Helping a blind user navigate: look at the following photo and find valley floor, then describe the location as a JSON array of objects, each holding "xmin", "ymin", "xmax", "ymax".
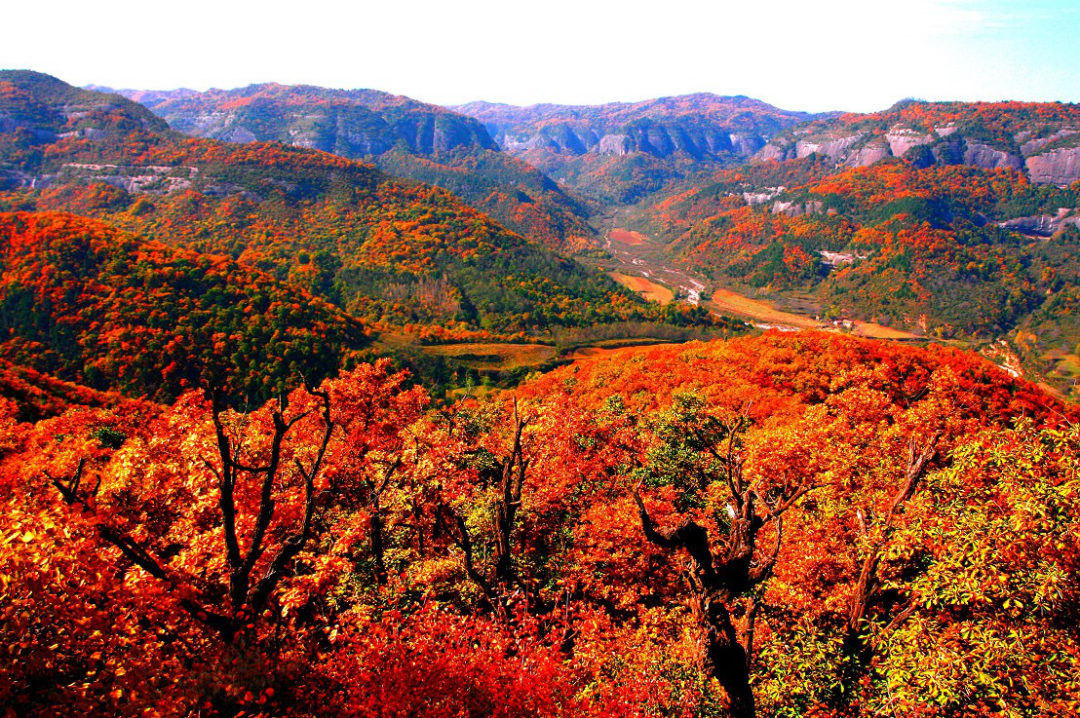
[{"xmin": 589, "ymin": 211, "xmax": 920, "ymax": 341}]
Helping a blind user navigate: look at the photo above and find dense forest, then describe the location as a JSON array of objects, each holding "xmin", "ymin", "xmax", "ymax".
[
  {"xmin": 2, "ymin": 332, "xmax": 1076, "ymax": 717},
  {"xmin": 1, "ymin": 65, "xmax": 1079, "ymax": 718}
]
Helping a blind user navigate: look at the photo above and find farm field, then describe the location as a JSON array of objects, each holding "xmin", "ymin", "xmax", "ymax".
[
  {"xmin": 419, "ymin": 342, "xmax": 557, "ymax": 370},
  {"xmin": 706, "ymin": 289, "xmax": 824, "ymax": 329},
  {"xmin": 609, "ymin": 272, "xmax": 675, "ymax": 304},
  {"xmin": 608, "ymin": 228, "xmax": 648, "ymax": 245}
]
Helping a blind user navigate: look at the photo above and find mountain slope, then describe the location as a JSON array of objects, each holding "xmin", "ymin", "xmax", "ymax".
[
  {"xmin": 0, "ymin": 357, "xmax": 120, "ymax": 422},
  {"xmin": 454, "ymin": 94, "xmax": 818, "ymax": 202},
  {"xmin": 0, "ymin": 211, "xmax": 371, "ymax": 403},
  {"xmin": 757, "ymin": 99, "xmax": 1080, "ymax": 186},
  {"xmin": 631, "ymin": 156, "xmax": 1080, "ymax": 398},
  {"xmin": 1, "ymin": 70, "xmax": 167, "ymax": 137},
  {"xmin": 1, "ymin": 72, "xmax": 714, "ymax": 340},
  {"xmin": 107, "ymin": 83, "xmax": 594, "ymax": 251}
]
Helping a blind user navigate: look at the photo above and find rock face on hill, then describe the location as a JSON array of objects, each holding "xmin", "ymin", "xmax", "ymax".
[
  {"xmin": 1026, "ymin": 147, "xmax": 1080, "ymax": 185},
  {"xmin": 119, "ymin": 83, "xmax": 498, "ymax": 157},
  {"xmin": 453, "ymin": 94, "xmax": 817, "ymax": 202},
  {"xmin": 455, "ymin": 94, "xmax": 811, "ymax": 163},
  {"xmin": 103, "ymin": 83, "xmax": 593, "ymax": 251},
  {"xmin": 755, "ymin": 100, "xmax": 1080, "ymax": 185}
]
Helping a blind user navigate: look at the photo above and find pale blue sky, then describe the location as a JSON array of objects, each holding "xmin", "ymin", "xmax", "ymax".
[{"xmin": 3, "ymin": 0, "xmax": 1076, "ymax": 113}]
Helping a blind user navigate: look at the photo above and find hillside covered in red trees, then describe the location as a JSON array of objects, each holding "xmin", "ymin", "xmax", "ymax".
[
  {"xmin": 104, "ymin": 82, "xmax": 597, "ymax": 253},
  {"xmin": 0, "ymin": 211, "xmax": 374, "ymax": 403},
  {"xmin": 1, "ymin": 72, "xmax": 723, "ymax": 343},
  {"xmin": 631, "ymin": 137, "xmax": 1080, "ymax": 398},
  {"xmin": 1, "ymin": 332, "xmax": 1076, "ymax": 718},
  {"xmin": 1, "ymin": 62, "xmax": 1079, "ymax": 718}
]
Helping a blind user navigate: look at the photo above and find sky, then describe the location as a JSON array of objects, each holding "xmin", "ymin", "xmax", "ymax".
[{"xmin": 3, "ymin": 0, "xmax": 1077, "ymax": 113}]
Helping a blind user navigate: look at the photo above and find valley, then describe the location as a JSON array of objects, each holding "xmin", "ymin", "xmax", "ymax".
[
  {"xmin": 1, "ymin": 61, "xmax": 1078, "ymax": 718},
  {"xmin": 591, "ymin": 208, "xmax": 925, "ymax": 341}
]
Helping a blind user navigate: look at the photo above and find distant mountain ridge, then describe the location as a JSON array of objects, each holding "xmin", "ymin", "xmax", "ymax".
[
  {"xmin": 453, "ymin": 94, "xmax": 821, "ymax": 202},
  {"xmin": 124, "ymin": 83, "xmax": 499, "ymax": 155},
  {"xmin": 99, "ymin": 83, "xmax": 594, "ymax": 251},
  {"xmin": 2, "ymin": 72, "xmax": 708, "ymax": 347},
  {"xmin": 756, "ymin": 99, "xmax": 1080, "ymax": 186},
  {"xmin": 455, "ymin": 94, "xmax": 815, "ymax": 152}
]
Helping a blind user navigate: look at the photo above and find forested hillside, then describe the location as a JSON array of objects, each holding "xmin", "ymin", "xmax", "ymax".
[
  {"xmin": 1, "ymin": 72, "xmax": 720, "ymax": 341},
  {"xmin": 110, "ymin": 83, "xmax": 596, "ymax": 251},
  {"xmin": 1, "ymin": 332, "xmax": 1075, "ymax": 718},
  {"xmin": 626, "ymin": 103, "xmax": 1080, "ymax": 398},
  {"xmin": 0, "ymin": 211, "xmax": 371, "ymax": 403}
]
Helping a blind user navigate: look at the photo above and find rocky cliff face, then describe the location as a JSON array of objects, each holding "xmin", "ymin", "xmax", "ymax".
[
  {"xmin": 963, "ymin": 142, "xmax": 1024, "ymax": 171},
  {"xmin": 454, "ymin": 94, "xmax": 814, "ymax": 163},
  {"xmin": 117, "ymin": 84, "xmax": 499, "ymax": 158},
  {"xmin": 997, "ymin": 208, "xmax": 1079, "ymax": 236},
  {"xmin": 754, "ymin": 100, "xmax": 1080, "ymax": 185},
  {"xmin": 1026, "ymin": 147, "xmax": 1080, "ymax": 186}
]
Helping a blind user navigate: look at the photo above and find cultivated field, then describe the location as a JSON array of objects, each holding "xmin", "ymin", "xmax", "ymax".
[
  {"xmin": 610, "ymin": 272, "xmax": 675, "ymax": 304},
  {"xmin": 420, "ymin": 342, "xmax": 557, "ymax": 370},
  {"xmin": 707, "ymin": 289, "xmax": 920, "ymax": 339},
  {"xmin": 706, "ymin": 289, "xmax": 824, "ymax": 329},
  {"xmin": 608, "ymin": 228, "xmax": 648, "ymax": 246}
]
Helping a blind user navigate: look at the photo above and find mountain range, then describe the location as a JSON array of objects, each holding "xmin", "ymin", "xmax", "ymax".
[
  {"xmin": 93, "ymin": 82, "xmax": 595, "ymax": 252},
  {"xmin": 454, "ymin": 94, "xmax": 818, "ymax": 202},
  {"xmin": 2, "ymin": 71, "xmax": 728, "ymax": 400},
  {"xmin": 2, "ymin": 63, "xmax": 1079, "ymax": 718},
  {"xmin": 4, "ymin": 70, "xmax": 1080, "ymax": 402}
]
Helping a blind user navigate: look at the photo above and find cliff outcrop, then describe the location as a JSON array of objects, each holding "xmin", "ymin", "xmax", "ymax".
[{"xmin": 753, "ymin": 100, "xmax": 1080, "ymax": 185}]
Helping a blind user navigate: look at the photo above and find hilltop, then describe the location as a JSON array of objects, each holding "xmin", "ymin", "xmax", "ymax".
[
  {"xmin": 756, "ymin": 99, "xmax": 1080, "ymax": 186},
  {"xmin": 104, "ymin": 82, "xmax": 595, "ymax": 251},
  {"xmin": 454, "ymin": 93, "xmax": 819, "ymax": 202}
]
